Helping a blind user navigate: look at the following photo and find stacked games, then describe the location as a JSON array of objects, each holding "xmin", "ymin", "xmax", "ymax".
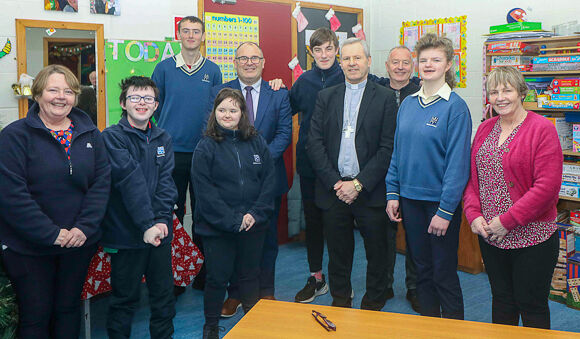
[{"xmin": 551, "ymin": 224, "xmax": 576, "ymax": 303}]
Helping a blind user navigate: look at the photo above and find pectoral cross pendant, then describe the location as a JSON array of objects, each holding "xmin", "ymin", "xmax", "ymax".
[{"xmin": 343, "ymin": 125, "xmax": 354, "ymax": 139}]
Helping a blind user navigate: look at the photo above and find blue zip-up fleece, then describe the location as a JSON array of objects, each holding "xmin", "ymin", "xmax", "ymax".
[
  {"xmin": 385, "ymin": 92, "xmax": 472, "ymax": 221},
  {"xmin": 0, "ymin": 104, "xmax": 111, "ymax": 255},
  {"xmin": 289, "ymin": 61, "xmax": 344, "ymax": 178},
  {"xmin": 191, "ymin": 127, "xmax": 276, "ymax": 237},
  {"xmin": 100, "ymin": 117, "xmax": 178, "ymax": 249}
]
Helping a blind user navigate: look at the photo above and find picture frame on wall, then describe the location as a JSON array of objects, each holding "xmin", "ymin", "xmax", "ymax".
[
  {"xmin": 44, "ymin": 0, "xmax": 78, "ymax": 12},
  {"xmin": 90, "ymin": 0, "xmax": 120, "ymax": 16}
]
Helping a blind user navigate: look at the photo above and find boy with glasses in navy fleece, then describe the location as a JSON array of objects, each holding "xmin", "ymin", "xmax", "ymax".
[{"xmin": 101, "ymin": 76, "xmax": 178, "ymax": 338}]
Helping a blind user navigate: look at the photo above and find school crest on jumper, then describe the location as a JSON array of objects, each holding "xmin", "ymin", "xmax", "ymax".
[
  {"xmin": 426, "ymin": 116, "xmax": 439, "ymax": 127},
  {"xmin": 253, "ymin": 154, "xmax": 261, "ymax": 164},
  {"xmin": 157, "ymin": 146, "xmax": 166, "ymax": 157},
  {"xmin": 202, "ymin": 74, "xmax": 210, "ymax": 83}
]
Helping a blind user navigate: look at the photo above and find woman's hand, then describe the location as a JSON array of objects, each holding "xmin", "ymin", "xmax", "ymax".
[
  {"xmin": 485, "ymin": 216, "xmax": 508, "ymax": 242},
  {"xmin": 470, "ymin": 216, "xmax": 489, "ymax": 237},
  {"xmin": 62, "ymin": 227, "xmax": 87, "ymax": 248},
  {"xmin": 54, "ymin": 229, "xmax": 70, "ymax": 246},
  {"xmin": 428, "ymin": 215, "xmax": 450, "ymax": 237},
  {"xmin": 386, "ymin": 200, "xmax": 402, "ymax": 222}
]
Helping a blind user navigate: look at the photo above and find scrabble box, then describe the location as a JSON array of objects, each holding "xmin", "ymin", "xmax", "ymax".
[{"xmin": 567, "ymin": 254, "xmax": 580, "ymax": 309}]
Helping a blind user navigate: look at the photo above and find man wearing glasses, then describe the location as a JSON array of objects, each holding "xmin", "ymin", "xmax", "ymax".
[
  {"xmin": 151, "ymin": 16, "xmax": 222, "ymax": 291},
  {"xmin": 208, "ymin": 41, "xmax": 292, "ymax": 317}
]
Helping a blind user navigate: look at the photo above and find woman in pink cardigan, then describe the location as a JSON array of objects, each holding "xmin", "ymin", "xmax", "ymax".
[{"xmin": 463, "ymin": 66, "xmax": 562, "ymax": 329}]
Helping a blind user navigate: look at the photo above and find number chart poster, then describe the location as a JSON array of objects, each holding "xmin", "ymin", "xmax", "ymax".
[
  {"xmin": 204, "ymin": 12, "xmax": 259, "ymax": 83},
  {"xmin": 105, "ymin": 39, "xmax": 181, "ymax": 125},
  {"xmin": 400, "ymin": 16, "xmax": 467, "ymax": 88}
]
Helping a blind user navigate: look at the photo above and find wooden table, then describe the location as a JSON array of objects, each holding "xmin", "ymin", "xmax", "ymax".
[{"xmin": 225, "ymin": 300, "xmax": 579, "ymax": 338}]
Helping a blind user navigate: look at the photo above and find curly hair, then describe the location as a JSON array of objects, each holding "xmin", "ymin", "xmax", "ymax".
[{"xmin": 415, "ymin": 33, "xmax": 456, "ymax": 89}]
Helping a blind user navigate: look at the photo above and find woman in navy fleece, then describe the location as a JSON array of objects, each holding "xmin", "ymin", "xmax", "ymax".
[
  {"xmin": 192, "ymin": 88, "xmax": 275, "ymax": 339},
  {"xmin": 0, "ymin": 65, "xmax": 111, "ymax": 338},
  {"xmin": 385, "ymin": 34, "xmax": 472, "ymax": 320}
]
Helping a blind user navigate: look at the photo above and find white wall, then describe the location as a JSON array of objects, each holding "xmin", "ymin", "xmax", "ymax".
[
  {"xmin": 0, "ymin": 0, "xmax": 371, "ymax": 127},
  {"xmin": 0, "ymin": 0, "xmax": 198, "ymax": 127},
  {"xmin": 3, "ymin": 0, "xmax": 578, "ymax": 130},
  {"xmin": 367, "ymin": 0, "xmax": 580, "ymax": 132}
]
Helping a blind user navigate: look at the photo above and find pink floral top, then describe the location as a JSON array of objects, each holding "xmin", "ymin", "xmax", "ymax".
[{"xmin": 475, "ymin": 119, "xmax": 557, "ymax": 249}]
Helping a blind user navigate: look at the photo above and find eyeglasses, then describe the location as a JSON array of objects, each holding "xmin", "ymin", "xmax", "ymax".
[
  {"xmin": 127, "ymin": 95, "xmax": 156, "ymax": 104},
  {"xmin": 312, "ymin": 310, "xmax": 336, "ymax": 331},
  {"xmin": 235, "ymin": 56, "xmax": 264, "ymax": 64}
]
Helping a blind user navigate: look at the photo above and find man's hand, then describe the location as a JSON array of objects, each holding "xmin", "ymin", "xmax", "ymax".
[
  {"xmin": 484, "ymin": 216, "xmax": 508, "ymax": 242},
  {"xmin": 240, "ymin": 213, "xmax": 256, "ymax": 232},
  {"xmin": 154, "ymin": 223, "xmax": 169, "ymax": 238},
  {"xmin": 336, "ymin": 180, "xmax": 359, "ymax": 204},
  {"xmin": 428, "ymin": 215, "xmax": 450, "ymax": 237},
  {"xmin": 143, "ymin": 226, "xmax": 163, "ymax": 247},
  {"xmin": 386, "ymin": 200, "xmax": 402, "ymax": 222},
  {"xmin": 470, "ymin": 216, "xmax": 489, "ymax": 238},
  {"xmin": 61, "ymin": 228, "xmax": 87, "ymax": 248},
  {"xmin": 268, "ymin": 79, "xmax": 286, "ymax": 91}
]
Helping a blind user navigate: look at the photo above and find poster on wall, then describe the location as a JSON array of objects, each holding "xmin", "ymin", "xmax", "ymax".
[
  {"xmin": 90, "ymin": 0, "xmax": 120, "ymax": 16},
  {"xmin": 400, "ymin": 15, "xmax": 467, "ymax": 88},
  {"xmin": 44, "ymin": 0, "xmax": 78, "ymax": 12},
  {"xmin": 105, "ymin": 39, "xmax": 181, "ymax": 125},
  {"xmin": 204, "ymin": 12, "xmax": 260, "ymax": 83}
]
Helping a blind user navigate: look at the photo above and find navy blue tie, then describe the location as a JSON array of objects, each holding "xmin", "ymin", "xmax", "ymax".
[{"xmin": 245, "ymin": 86, "xmax": 254, "ymax": 126}]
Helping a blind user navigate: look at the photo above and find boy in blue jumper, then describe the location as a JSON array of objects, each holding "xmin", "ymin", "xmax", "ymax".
[
  {"xmin": 152, "ymin": 16, "xmax": 222, "ymax": 291},
  {"xmin": 101, "ymin": 76, "xmax": 178, "ymax": 338}
]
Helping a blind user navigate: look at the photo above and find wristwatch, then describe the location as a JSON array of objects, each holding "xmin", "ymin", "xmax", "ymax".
[{"xmin": 353, "ymin": 179, "xmax": 363, "ymax": 192}]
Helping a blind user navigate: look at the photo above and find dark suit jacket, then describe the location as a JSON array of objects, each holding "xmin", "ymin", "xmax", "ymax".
[
  {"xmin": 209, "ymin": 79, "xmax": 292, "ymax": 196},
  {"xmin": 307, "ymin": 80, "xmax": 397, "ymax": 209}
]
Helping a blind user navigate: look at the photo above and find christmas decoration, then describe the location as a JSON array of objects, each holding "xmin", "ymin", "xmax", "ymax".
[
  {"xmin": 292, "ymin": 3, "xmax": 309, "ymax": 33},
  {"xmin": 352, "ymin": 24, "xmax": 366, "ymax": 41},
  {"xmin": 288, "ymin": 56, "xmax": 304, "ymax": 81},
  {"xmin": 325, "ymin": 8, "xmax": 341, "ymax": 32}
]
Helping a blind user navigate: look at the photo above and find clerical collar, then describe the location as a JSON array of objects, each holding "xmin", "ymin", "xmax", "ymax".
[{"xmin": 345, "ymin": 79, "xmax": 367, "ymax": 90}]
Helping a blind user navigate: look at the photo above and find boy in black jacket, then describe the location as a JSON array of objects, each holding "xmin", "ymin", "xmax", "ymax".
[{"xmin": 101, "ymin": 76, "xmax": 178, "ymax": 338}]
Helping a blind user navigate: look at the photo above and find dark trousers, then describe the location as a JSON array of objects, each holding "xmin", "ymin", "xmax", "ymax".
[
  {"xmin": 1, "ymin": 244, "xmax": 97, "ymax": 339},
  {"xmin": 323, "ymin": 199, "xmax": 390, "ymax": 310},
  {"xmin": 173, "ymin": 152, "xmax": 205, "ymax": 282},
  {"xmin": 400, "ymin": 197, "xmax": 464, "ymax": 319},
  {"xmin": 229, "ymin": 196, "xmax": 281, "ymax": 298},
  {"xmin": 479, "ymin": 232, "xmax": 558, "ymax": 329},
  {"xmin": 203, "ymin": 231, "xmax": 266, "ymax": 326},
  {"xmin": 107, "ymin": 243, "xmax": 175, "ymax": 339},
  {"xmin": 300, "ymin": 175, "xmax": 325, "ymax": 273},
  {"xmin": 385, "ymin": 221, "xmax": 417, "ymax": 290}
]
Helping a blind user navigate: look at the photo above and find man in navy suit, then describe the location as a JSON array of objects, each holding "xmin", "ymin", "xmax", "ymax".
[{"xmin": 208, "ymin": 42, "xmax": 292, "ymax": 317}]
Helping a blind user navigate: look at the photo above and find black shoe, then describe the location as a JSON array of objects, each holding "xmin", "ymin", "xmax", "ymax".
[
  {"xmin": 386, "ymin": 287, "xmax": 394, "ymax": 300},
  {"xmin": 294, "ymin": 275, "xmax": 328, "ymax": 303},
  {"xmin": 406, "ymin": 289, "xmax": 420, "ymax": 313},
  {"xmin": 202, "ymin": 325, "xmax": 224, "ymax": 339}
]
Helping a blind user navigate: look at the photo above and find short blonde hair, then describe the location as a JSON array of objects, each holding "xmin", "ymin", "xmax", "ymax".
[
  {"xmin": 31, "ymin": 64, "xmax": 81, "ymax": 103},
  {"xmin": 486, "ymin": 66, "xmax": 528, "ymax": 98}
]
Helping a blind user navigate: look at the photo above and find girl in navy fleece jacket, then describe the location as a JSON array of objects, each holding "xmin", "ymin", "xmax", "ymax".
[{"xmin": 192, "ymin": 88, "xmax": 275, "ymax": 339}]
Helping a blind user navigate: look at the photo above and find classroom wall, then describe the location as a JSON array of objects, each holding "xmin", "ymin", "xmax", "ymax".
[
  {"xmin": 367, "ymin": 0, "xmax": 580, "ymax": 132},
  {"xmin": 2, "ymin": 0, "xmax": 579, "ymax": 130},
  {"xmin": 0, "ymin": 0, "xmax": 370, "ymax": 128}
]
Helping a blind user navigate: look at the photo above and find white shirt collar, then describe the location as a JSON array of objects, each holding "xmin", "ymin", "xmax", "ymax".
[
  {"xmin": 345, "ymin": 79, "xmax": 367, "ymax": 90},
  {"xmin": 239, "ymin": 78, "xmax": 262, "ymax": 93},
  {"xmin": 174, "ymin": 52, "xmax": 203, "ymax": 69},
  {"xmin": 411, "ymin": 83, "xmax": 452, "ymax": 101}
]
